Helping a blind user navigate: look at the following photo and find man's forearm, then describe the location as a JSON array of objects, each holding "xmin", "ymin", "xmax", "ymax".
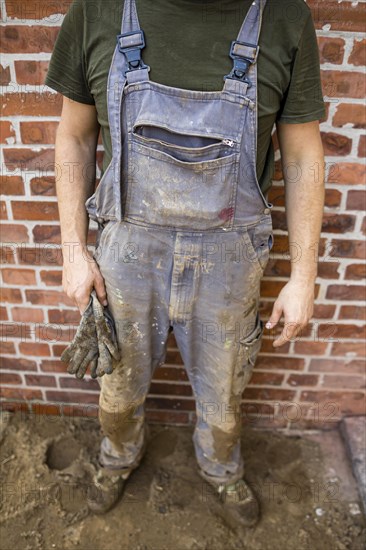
[
  {"xmin": 284, "ymin": 150, "xmax": 325, "ymax": 284},
  {"xmin": 55, "ymin": 128, "xmax": 97, "ymax": 251}
]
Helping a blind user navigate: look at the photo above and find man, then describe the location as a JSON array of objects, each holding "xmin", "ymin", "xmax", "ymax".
[{"xmin": 45, "ymin": 0, "xmax": 325, "ymax": 526}]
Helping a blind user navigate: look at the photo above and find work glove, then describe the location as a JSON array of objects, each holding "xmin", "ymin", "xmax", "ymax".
[{"xmin": 61, "ymin": 291, "xmax": 120, "ymax": 379}]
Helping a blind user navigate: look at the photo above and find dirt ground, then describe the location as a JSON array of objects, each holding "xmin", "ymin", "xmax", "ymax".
[{"xmin": 0, "ymin": 411, "xmax": 365, "ymax": 550}]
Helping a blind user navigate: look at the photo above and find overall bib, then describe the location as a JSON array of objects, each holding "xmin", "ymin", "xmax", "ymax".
[{"xmin": 86, "ymin": 0, "xmax": 273, "ymax": 486}]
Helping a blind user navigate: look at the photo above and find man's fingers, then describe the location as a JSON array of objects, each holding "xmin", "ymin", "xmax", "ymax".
[
  {"xmin": 266, "ymin": 299, "xmax": 283, "ymax": 329},
  {"xmin": 94, "ymin": 273, "xmax": 108, "ymax": 307},
  {"xmin": 273, "ymin": 321, "xmax": 303, "ymax": 348}
]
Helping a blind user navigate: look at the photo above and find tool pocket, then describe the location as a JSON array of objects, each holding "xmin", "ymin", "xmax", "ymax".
[
  {"xmin": 93, "ymin": 220, "xmax": 116, "ymax": 261},
  {"xmin": 240, "ymin": 221, "xmax": 274, "ymax": 275},
  {"xmin": 125, "ymin": 123, "xmax": 238, "ymax": 229},
  {"xmin": 236, "ymin": 313, "xmax": 264, "ymax": 391}
]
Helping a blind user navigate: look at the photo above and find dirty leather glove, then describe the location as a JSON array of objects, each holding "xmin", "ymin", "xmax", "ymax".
[
  {"xmin": 91, "ymin": 290, "xmax": 120, "ymax": 378},
  {"xmin": 61, "ymin": 291, "xmax": 120, "ymax": 379}
]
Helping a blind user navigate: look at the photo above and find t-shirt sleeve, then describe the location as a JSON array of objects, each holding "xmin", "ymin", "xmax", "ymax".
[
  {"xmin": 44, "ymin": 0, "xmax": 95, "ymax": 105},
  {"xmin": 276, "ymin": 10, "xmax": 326, "ymax": 124}
]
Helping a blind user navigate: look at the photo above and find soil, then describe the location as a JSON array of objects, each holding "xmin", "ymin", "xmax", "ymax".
[{"xmin": 0, "ymin": 411, "xmax": 365, "ymax": 550}]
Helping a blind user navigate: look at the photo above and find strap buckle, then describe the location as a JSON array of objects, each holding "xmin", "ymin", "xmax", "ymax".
[
  {"xmin": 223, "ymin": 40, "xmax": 259, "ymax": 87},
  {"xmin": 117, "ymin": 30, "xmax": 150, "ymax": 75}
]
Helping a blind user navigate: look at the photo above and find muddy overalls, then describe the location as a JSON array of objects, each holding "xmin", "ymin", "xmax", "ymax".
[{"xmin": 86, "ymin": 0, "xmax": 273, "ymax": 487}]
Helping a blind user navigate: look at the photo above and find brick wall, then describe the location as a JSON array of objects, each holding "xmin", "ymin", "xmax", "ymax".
[{"xmin": 1, "ymin": 0, "xmax": 365, "ymax": 429}]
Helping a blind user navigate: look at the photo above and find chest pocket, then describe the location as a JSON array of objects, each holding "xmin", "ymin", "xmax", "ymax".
[{"xmin": 124, "ymin": 122, "xmax": 239, "ymax": 230}]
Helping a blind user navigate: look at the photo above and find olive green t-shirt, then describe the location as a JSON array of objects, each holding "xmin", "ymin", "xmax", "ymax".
[{"xmin": 45, "ymin": 0, "xmax": 326, "ymax": 196}]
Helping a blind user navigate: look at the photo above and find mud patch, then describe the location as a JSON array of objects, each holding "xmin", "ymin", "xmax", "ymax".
[{"xmin": 0, "ymin": 411, "xmax": 365, "ymax": 550}]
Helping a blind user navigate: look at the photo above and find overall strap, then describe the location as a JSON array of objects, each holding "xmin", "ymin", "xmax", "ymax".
[
  {"xmin": 223, "ymin": 0, "xmax": 267, "ymax": 97},
  {"xmin": 104, "ymin": 0, "xmax": 148, "ymax": 221},
  {"xmin": 117, "ymin": 0, "xmax": 150, "ymax": 84}
]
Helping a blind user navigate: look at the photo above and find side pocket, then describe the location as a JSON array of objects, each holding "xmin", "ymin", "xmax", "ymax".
[
  {"xmin": 93, "ymin": 220, "xmax": 115, "ymax": 261},
  {"xmin": 235, "ymin": 314, "xmax": 264, "ymax": 392}
]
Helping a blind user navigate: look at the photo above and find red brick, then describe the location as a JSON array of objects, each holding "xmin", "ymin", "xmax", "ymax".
[
  {"xmin": 345, "ymin": 264, "xmax": 366, "ymax": 280},
  {"xmin": 300, "ymin": 390, "xmax": 365, "ymax": 415},
  {"xmin": 0, "ymin": 175, "xmax": 24, "ymax": 196},
  {"xmin": 0, "ymin": 224, "xmax": 29, "ymax": 242},
  {"xmin": 339, "ymin": 306, "xmax": 366, "ymax": 321},
  {"xmin": 0, "ymin": 387, "xmax": 42, "ymax": 400},
  {"xmin": 1, "ymin": 25, "xmax": 61, "ymax": 53},
  {"xmin": 146, "ymin": 397, "xmax": 195, "ymax": 412},
  {"xmin": 250, "ymin": 372, "xmax": 284, "ymax": 386},
  {"xmin": 255, "ymin": 356, "xmax": 304, "ymax": 371},
  {"xmin": 165, "ymin": 350, "xmax": 184, "ymax": 366},
  {"xmin": 2, "ymin": 268, "xmax": 36, "ymax": 285},
  {"xmin": 310, "ymin": 358, "xmax": 365, "ymax": 375},
  {"xmin": 59, "ymin": 377, "xmax": 99, "ymax": 391},
  {"xmin": 0, "ymin": 246, "xmax": 16, "ymax": 264},
  {"xmin": 330, "ymin": 239, "xmax": 365, "ymax": 260},
  {"xmin": 313, "ymin": 305, "xmax": 337, "ymax": 320},
  {"xmin": 309, "ymin": 2, "xmax": 366, "ymax": 33},
  {"xmin": 45, "ymin": 391, "xmax": 99, "ymax": 405},
  {"xmin": 153, "ymin": 366, "xmax": 188, "ymax": 383},
  {"xmin": 324, "ymin": 189, "xmax": 342, "ymax": 208},
  {"xmin": 321, "ymin": 213, "xmax": 355, "ymax": 233},
  {"xmin": 322, "ymin": 375, "xmax": 365, "ymax": 390},
  {"xmin": 331, "ymin": 343, "xmax": 366, "ymax": 358},
  {"xmin": 319, "ymin": 323, "xmax": 365, "ymax": 340},
  {"xmin": 0, "ymin": 121, "xmax": 16, "ymax": 144},
  {"xmin": 25, "ymin": 289, "xmax": 74, "ymax": 307},
  {"xmin": 348, "ymin": 38, "xmax": 366, "ymax": 67},
  {"xmin": 0, "ymin": 201, "xmax": 8, "ymax": 220},
  {"xmin": 327, "ymin": 162, "xmax": 365, "ymax": 185},
  {"xmin": 20, "ymin": 121, "xmax": 58, "ymax": 144},
  {"xmin": 358, "ymin": 135, "xmax": 366, "ymax": 157},
  {"xmin": 12, "ymin": 201, "xmax": 59, "ymax": 221},
  {"xmin": 5, "ymin": 1, "xmax": 71, "ymax": 19},
  {"xmin": 0, "ymin": 64, "xmax": 11, "ymax": 85},
  {"xmin": 1, "ymin": 92, "xmax": 62, "ymax": 117},
  {"xmin": 346, "ymin": 190, "xmax": 366, "ymax": 211},
  {"xmin": 34, "ymin": 324, "xmax": 75, "ymax": 344},
  {"xmin": 362, "ymin": 216, "xmax": 366, "ymax": 235},
  {"xmin": 321, "ymin": 132, "xmax": 352, "ymax": 156},
  {"xmin": 287, "ymin": 374, "xmax": 319, "ymax": 387},
  {"xmin": 4, "ymin": 149, "xmax": 55, "ymax": 173},
  {"xmin": 1, "ymin": 373, "xmax": 22, "ymax": 385},
  {"xmin": 25, "ymin": 374, "xmax": 56, "ymax": 387},
  {"xmin": 260, "ymin": 339, "xmax": 291, "ymax": 354},
  {"xmin": 326, "ymin": 285, "xmax": 365, "ymax": 301},
  {"xmin": 294, "ymin": 341, "xmax": 328, "ymax": 355},
  {"xmin": 318, "ymin": 37, "xmax": 345, "ymax": 64},
  {"xmin": 321, "ymin": 70, "xmax": 365, "ymax": 100},
  {"xmin": 52, "ymin": 344, "xmax": 67, "ymax": 357},
  {"xmin": 0, "ymin": 306, "xmax": 8, "ymax": 321},
  {"xmin": 30, "ymin": 176, "xmax": 56, "ymax": 196},
  {"xmin": 18, "ymin": 246, "xmax": 62, "ymax": 266},
  {"xmin": 11, "ymin": 307, "xmax": 44, "ymax": 323},
  {"xmin": 1, "ymin": 341, "xmax": 16, "ymax": 354},
  {"xmin": 40, "ymin": 360, "xmax": 65, "ymax": 373},
  {"xmin": 40, "ymin": 269, "xmax": 62, "ymax": 286},
  {"xmin": 48, "ymin": 309, "xmax": 80, "ymax": 325},
  {"xmin": 33, "ymin": 225, "xmax": 61, "ymax": 244},
  {"xmin": 243, "ymin": 388, "xmax": 296, "ymax": 401},
  {"xmin": 0, "ymin": 287, "xmax": 22, "ymax": 303},
  {"xmin": 333, "ymin": 103, "xmax": 366, "ymax": 129},
  {"xmin": 150, "ymin": 382, "xmax": 192, "ymax": 397},
  {"xmin": 19, "ymin": 342, "xmax": 50, "ymax": 356},
  {"xmin": 15, "ymin": 60, "xmax": 49, "ymax": 85}
]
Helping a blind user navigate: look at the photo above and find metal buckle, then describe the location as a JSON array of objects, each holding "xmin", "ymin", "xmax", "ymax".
[
  {"xmin": 223, "ymin": 40, "xmax": 258, "ymax": 86},
  {"xmin": 117, "ymin": 30, "xmax": 149, "ymax": 74}
]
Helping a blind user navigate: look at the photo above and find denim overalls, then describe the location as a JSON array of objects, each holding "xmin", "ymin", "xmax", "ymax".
[{"xmin": 86, "ymin": 0, "xmax": 273, "ymax": 487}]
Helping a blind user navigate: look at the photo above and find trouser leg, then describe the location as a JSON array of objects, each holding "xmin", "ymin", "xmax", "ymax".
[
  {"xmin": 94, "ymin": 221, "xmax": 173, "ymax": 475},
  {"xmin": 171, "ymin": 229, "xmax": 264, "ymax": 487}
]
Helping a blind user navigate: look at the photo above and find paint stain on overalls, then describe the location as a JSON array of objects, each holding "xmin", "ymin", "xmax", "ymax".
[{"xmin": 87, "ymin": 0, "xmax": 274, "ymax": 486}]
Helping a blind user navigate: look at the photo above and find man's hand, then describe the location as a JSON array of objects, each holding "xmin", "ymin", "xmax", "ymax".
[
  {"xmin": 62, "ymin": 246, "xmax": 107, "ymax": 313},
  {"xmin": 266, "ymin": 278, "xmax": 315, "ymax": 348}
]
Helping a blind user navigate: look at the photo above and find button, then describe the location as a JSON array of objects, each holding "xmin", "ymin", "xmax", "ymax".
[{"xmin": 264, "ymin": 208, "xmax": 270, "ymax": 214}]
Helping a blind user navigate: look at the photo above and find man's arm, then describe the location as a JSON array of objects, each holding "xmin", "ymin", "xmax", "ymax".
[
  {"xmin": 56, "ymin": 96, "xmax": 107, "ymax": 312},
  {"xmin": 267, "ymin": 120, "xmax": 325, "ymax": 347}
]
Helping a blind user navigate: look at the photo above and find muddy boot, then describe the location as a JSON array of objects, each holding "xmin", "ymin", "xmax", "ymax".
[
  {"xmin": 218, "ymin": 478, "xmax": 260, "ymax": 528},
  {"xmin": 86, "ymin": 466, "xmax": 127, "ymax": 515}
]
